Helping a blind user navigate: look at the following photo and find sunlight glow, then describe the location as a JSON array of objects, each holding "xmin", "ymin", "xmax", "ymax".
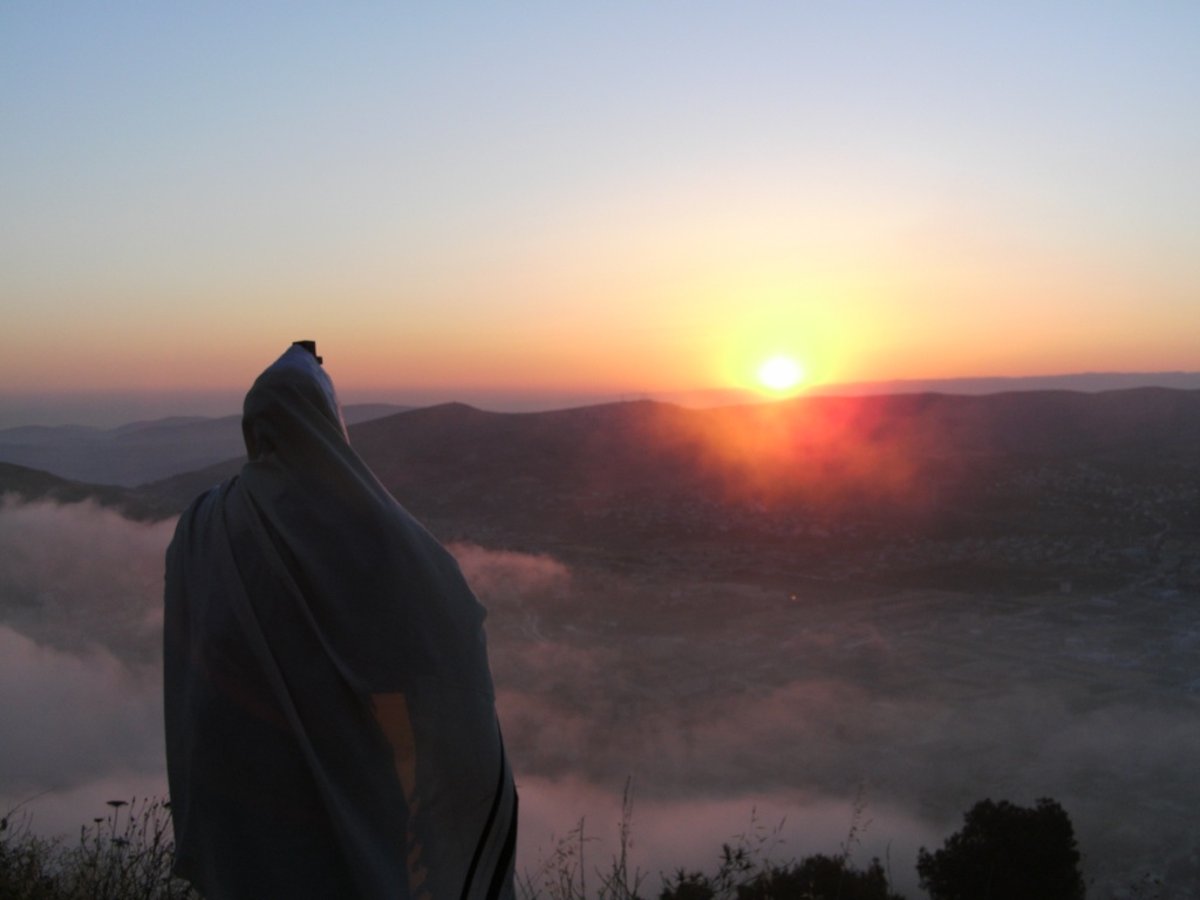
[{"xmin": 757, "ymin": 355, "xmax": 804, "ymax": 392}]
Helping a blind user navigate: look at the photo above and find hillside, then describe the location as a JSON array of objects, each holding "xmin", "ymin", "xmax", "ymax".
[
  {"xmin": 0, "ymin": 403, "xmax": 408, "ymax": 486},
  {"xmin": 0, "ymin": 462, "xmax": 170, "ymax": 519},
  {"xmin": 134, "ymin": 389, "xmax": 1200, "ymax": 593}
]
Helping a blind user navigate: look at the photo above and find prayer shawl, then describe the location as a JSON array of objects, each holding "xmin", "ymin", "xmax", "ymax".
[{"xmin": 164, "ymin": 344, "xmax": 516, "ymax": 900}]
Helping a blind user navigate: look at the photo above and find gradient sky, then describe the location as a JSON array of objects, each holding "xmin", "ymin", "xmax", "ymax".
[{"xmin": 2, "ymin": 3, "xmax": 1198, "ymax": 415}]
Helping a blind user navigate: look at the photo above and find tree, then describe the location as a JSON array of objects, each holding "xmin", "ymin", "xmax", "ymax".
[
  {"xmin": 660, "ymin": 851, "xmax": 904, "ymax": 900},
  {"xmin": 917, "ymin": 797, "xmax": 1085, "ymax": 900},
  {"xmin": 738, "ymin": 854, "xmax": 905, "ymax": 900}
]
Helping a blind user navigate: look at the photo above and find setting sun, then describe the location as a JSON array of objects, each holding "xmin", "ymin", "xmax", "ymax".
[{"xmin": 757, "ymin": 355, "xmax": 804, "ymax": 392}]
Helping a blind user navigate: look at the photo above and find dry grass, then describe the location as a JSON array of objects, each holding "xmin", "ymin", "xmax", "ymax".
[{"xmin": 0, "ymin": 797, "xmax": 198, "ymax": 900}]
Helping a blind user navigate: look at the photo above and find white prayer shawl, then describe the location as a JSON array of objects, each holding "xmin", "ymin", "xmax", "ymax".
[{"xmin": 164, "ymin": 345, "xmax": 516, "ymax": 900}]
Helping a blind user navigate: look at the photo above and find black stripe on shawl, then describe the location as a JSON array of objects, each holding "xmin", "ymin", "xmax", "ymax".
[
  {"xmin": 460, "ymin": 737, "xmax": 516, "ymax": 900},
  {"xmin": 486, "ymin": 786, "xmax": 518, "ymax": 900}
]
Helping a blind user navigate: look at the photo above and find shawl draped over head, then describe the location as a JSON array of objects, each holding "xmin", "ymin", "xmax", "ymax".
[{"xmin": 164, "ymin": 343, "xmax": 516, "ymax": 900}]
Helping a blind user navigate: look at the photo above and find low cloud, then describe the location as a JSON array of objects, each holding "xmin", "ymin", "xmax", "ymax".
[
  {"xmin": 0, "ymin": 626, "xmax": 164, "ymax": 817},
  {"xmin": 486, "ymin": 567, "xmax": 1200, "ymax": 893},
  {"xmin": 3, "ymin": 498, "xmax": 1198, "ymax": 893},
  {"xmin": 0, "ymin": 499, "xmax": 172, "ymax": 827},
  {"xmin": 0, "ymin": 497, "xmax": 176, "ymax": 663},
  {"xmin": 450, "ymin": 542, "xmax": 572, "ymax": 602}
]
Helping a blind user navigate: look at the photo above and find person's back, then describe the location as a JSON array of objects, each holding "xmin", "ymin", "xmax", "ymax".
[{"xmin": 164, "ymin": 342, "xmax": 517, "ymax": 899}]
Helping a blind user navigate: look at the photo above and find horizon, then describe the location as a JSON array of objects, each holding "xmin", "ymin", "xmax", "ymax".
[{"xmin": 2, "ymin": 367, "xmax": 1199, "ymax": 429}]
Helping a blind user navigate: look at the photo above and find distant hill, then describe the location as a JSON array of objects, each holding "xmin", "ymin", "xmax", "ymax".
[
  {"xmin": 6, "ymin": 389, "xmax": 1197, "ymax": 591},
  {"xmin": 0, "ymin": 403, "xmax": 409, "ymax": 487},
  {"xmin": 0, "ymin": 462, "xmax": 169, "ymax": 520},
  {"xmin": 128, "ymin": 388, "xmax": 1200, "ymax": 592},
  {"xmin": 806, "ymin": 370, "xmax": 1200, "ymax": 397}
]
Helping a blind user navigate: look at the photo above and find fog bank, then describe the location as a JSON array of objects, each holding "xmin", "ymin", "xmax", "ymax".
[{"xmin": 3, "ymin": 498, "xmax": 1198, "ymax": 895}]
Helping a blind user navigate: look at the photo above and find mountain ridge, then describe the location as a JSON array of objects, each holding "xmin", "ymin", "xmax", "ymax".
[
  {"xmin": 4, "ymin": 388, "xmax": 1197, "ymax": 594},
  {"xmin": 0, "ymin": 403, "xmax": 411, "ymax": 486}
]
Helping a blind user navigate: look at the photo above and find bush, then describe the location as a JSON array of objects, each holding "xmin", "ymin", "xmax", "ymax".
[
  {"xmin": 0, "ymin": 812, "xmax": 61, "ymax": 900},
  {"xmin": 917, "ymin": 797, "xmax": 1084, "ymax": 900},
  {"xmin": 661, "ymin": 852, "xmax": 903, "ymax": 900},
  {"xmin": 737, "ymin": 854, "xmax": 904, "ymax": 900},
  {"xmin": 659, "ymin": 796, "xmax": 903, "ymax": 900},
  {"xmin": 0, "ymin": 797, "xmax": 199, "ymax": 900}
]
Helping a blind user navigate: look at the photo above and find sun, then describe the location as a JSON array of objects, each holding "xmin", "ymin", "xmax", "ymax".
[{"xmin": 757, "ymin": 355, "xmax": 804, "ymax": 392}]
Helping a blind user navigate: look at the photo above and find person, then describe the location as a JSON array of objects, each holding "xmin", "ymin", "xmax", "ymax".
[{"xmin": 163, "ymin": 342, "xmax": 516, "ymax": 899}]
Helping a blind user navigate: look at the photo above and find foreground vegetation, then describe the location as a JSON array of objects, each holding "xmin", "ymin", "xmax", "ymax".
[
  {"xmin": 0, "ymin": 797, "xmax": 198, "ymax": 900},
  {"xmin": 3, "ymin": 790, "xmax": 1156, "ymax": 899}
]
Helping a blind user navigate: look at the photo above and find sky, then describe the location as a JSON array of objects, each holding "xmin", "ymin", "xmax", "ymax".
[{"xmin": 2, "ymin": 3, "xmax": 1198, "ymax": 421}]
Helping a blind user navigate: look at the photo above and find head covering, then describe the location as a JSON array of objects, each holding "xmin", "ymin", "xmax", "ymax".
[{"xmin": 164, "ymin": 343, "xmax": 516, "ymax": 900}]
